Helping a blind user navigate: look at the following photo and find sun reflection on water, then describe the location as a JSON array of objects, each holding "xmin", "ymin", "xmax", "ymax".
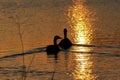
[
  {"xmin": 73, "ymin": 54, "xmax": 97, "ymax": 80},
  {"xmin": 68, "ymin": 2, "xmax": 91, "ymax": 45},
  {"xmin": 68, "ymin": 0, "xmax": 96, "ymax": 80}
]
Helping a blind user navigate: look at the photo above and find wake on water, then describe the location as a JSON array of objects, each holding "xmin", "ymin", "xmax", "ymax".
[{"xmin": 0, "ymin": 44, "xmax": 120, "ymax": 60}]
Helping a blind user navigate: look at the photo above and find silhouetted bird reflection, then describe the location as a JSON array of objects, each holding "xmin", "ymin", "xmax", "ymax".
[
  {"xmin": 46, "ymin": 35, "xmax": 61, "ymax": 56},
  {"xmin": 59, "ymin": 28, "xmax": 72, "ymax": 50}
]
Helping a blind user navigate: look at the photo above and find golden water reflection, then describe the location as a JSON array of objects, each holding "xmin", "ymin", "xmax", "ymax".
[
  {"xmin": 68, "ymin": 1, "xmax": 92, "ymax": 45},
  {"xmin": 73, "ymin": 53, "xmax": 97, "ymax": 80},
  {"xmin": 68, "ymin": 0, "xmax": 96, "ymax": 80}
]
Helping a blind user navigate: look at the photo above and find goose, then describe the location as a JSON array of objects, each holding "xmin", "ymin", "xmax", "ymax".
[
  {"xmin": 46, "ymin": 35, "xmax": 61, "ymax": 55},
  {"xmin": 59, "ymin": 28, "xmax": 72, "ymax": 50}
]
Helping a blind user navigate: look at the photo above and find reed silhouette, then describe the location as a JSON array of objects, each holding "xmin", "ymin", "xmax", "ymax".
[
  {"xmin": 59, "ymin": 28, "xmax": 72, "ymax": 50},
  {"xmin": 46, "ymin": 35, "xmax": 61, "ymax": 57}
]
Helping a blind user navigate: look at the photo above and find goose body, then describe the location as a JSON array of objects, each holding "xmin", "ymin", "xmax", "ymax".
[
  {"xmin": 59, "ymin": 28, "xmax": 72, "ymax": 50},
  {"xmin": 46, "ymin": 35, "xmax": 61, "ymax": 54}
]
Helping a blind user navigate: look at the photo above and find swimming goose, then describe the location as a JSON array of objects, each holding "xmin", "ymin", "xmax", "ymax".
[
  {"xmin": 46, "ymin": 35, "xmax": 61, "ymax": 54},
  {"xmin": 59, "ymin": 28, "xmax": 72, "ymax": 50}
]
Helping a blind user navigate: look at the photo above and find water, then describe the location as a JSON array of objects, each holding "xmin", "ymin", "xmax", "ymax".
[{"xmin": 0, "ymin": 0, "xmax": 120, "ymax": 80}]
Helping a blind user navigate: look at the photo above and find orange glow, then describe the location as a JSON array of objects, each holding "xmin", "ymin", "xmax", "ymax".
[
  {"xmin": 73, "ymin": 54, "xmax": 97, "ymax": 80},
  {"xmin": 68, "ymin": 0, "xmax": 96, "ymax": 80},
  {"xmin": 68, "ymin": 1, "xmax": 91, "ymax": 45}
]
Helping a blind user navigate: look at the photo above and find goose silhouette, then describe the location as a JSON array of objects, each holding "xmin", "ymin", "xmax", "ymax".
[
  {"xmin": 46, "ymin": 35, "xmax": 61, "ymax": 55},
  {"xmin": 59, "ymin": 28, "xmax": 72, "ymax": 50}
]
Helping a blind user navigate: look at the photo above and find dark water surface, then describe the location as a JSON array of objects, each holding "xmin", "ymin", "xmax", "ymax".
[{"xmin": 0, "ymin": 0, "xmax": 120, "ymax": 80}]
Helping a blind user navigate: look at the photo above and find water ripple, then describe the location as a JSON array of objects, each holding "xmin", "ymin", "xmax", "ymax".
[{"xmin": 0, "ymin": 44, "xmax": 120, "ymax": 60}]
